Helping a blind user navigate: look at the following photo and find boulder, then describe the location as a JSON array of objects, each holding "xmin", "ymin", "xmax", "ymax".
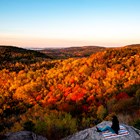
[
  {"xmin": 2, "ymin": 131, "xmax": 47, "ymax": 140},
  {"xmin": 62, "ymin": 121, "xmax": 140, "ymax": 140}
]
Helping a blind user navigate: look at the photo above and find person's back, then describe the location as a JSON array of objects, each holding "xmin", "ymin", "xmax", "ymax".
[{"xmin": 111, "ymin": 115, "xmax": 120, "ymax": 134}]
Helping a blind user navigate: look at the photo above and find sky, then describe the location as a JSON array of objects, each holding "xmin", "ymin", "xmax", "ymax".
[{"xmin": 0, "ymin": 0, "xmax": 140, "ymax": 48}]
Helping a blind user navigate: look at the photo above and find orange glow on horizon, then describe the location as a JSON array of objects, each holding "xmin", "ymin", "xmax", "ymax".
[{"xmin": 0, "ymin": 35, "xmax": 139, "ymax": 48}]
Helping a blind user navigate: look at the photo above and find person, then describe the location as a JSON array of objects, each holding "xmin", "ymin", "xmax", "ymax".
[{"xmin": 96, "ymin": 115, "xmax": 120, "ymax": 134}]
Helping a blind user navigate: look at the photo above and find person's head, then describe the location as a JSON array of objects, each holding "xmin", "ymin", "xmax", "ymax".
[{"xmin": 112, "ymin": 115, "xmax": 119, "ymax": 123}]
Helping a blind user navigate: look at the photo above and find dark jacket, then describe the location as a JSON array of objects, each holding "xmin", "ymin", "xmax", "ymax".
[{"xmin": 111, "ymin": 116, "xmax": 120, "ymax": 134}]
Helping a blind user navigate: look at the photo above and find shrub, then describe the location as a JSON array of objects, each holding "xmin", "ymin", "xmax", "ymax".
[
  {"xmin": 112, "ymin": 98, "xmax": 134, "ymax": 114},
  {"xmin": 136, "ymin": 89, "xmax": 140, "ymax": 106},
  {"xmin": 35, "ymin": 121, "xmax": 47, "ymax": 135},
  {"xmin": 23, "ymin": 120, "xmax": 35, "ymax": 131},
  {"xmin": 0, "ymin": 124, "xmax": 4, "ymax": 132},
  {"xmin": 133, "ymin": 119, "xmax": 140, "ymax": 130},
  {"xmin": 116, "ymin": 92, "xmax": 130, "ymax": 101},
  {"xmin": 97, "ymin": 105, "xmax": 107, "ymax": 120},
  {"xmin": 35, "ymin": 112, "xmax": 77, "ymax": 140}
]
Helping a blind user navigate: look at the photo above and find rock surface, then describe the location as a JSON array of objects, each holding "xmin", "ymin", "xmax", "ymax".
[
  {"xmin": 1, "ymin": 121, "xmax": 140, "ymax": 140},
  {"xmin": 62, "ymin": 121, "xmax": 140, "ymax": 140},
  {"xmin": 2, "ymin": 131, "xmax": 47, "ymax": 140}
]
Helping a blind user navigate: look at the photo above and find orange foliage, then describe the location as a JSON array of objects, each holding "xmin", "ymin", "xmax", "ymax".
[{"xmin": 1, "ymin": 46, "xmax": 140, "ymax": 132}]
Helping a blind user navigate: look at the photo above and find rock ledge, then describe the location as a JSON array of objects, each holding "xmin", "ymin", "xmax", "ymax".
[
  {"xmin": 62, "ymin": 121, "xmax": 140, "ymax": 140},
  {"xmin": 2, "ymin": 131, "xmax": 47, "ymax": 140}
]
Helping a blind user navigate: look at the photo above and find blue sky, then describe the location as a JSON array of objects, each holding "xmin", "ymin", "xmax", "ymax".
[{"xmin": 0, "ymin": 0, "xmax": 140, "ymax": 48}]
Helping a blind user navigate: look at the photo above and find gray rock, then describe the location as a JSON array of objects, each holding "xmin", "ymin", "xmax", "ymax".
[
  {"xmin": 62, "ymin": 121, "xmax": 140, "ymax": 140},
  {"xmin": 3, "ymin": 131, "xmax": 47, "ymax": 140},
  {"xmin": 2, "ymin": 121, "xmax": 140, "ymax": 140}
]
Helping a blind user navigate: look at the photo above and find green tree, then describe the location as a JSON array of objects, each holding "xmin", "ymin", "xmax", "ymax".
[
  {"xmin": 136, "ymin": 89, "xmax": 140, "ymax": 106},
  {"xmin": 97, "ymin": 105, "xmax": 107, "ymax": 120}
]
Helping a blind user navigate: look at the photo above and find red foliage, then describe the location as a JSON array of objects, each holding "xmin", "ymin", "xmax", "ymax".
[
  {"xmin": 82, "ymin": 105, "xmax": 88, "ymax": 112},
  {"xmin": 47, "ymin": 97, "xmax": 57, "ymax": 104},
  {"xmin": 119, "ymin": 70, "xmax": 125, "ymax": 76},
  {"xmin": 116, "ymin": 92, "xmax": 130, "ymax": 101},
  {"xmin": 64, "ymin": 92, "xmax": 69, "ymax": 97},
  {"xmin": 71, "ymin": 92, "xmax": 85, "ymax": 102},
  {"xmin": 50, "ymin": 86, "xmax": 54, "ymax": 91},
  {"xmin": 86, "ymin": 95, "xmax": 95, "ymax": 103},
  {"xmin": 70, "ymin": 79, "xmax": 75, "ymax": 84},
  {"xmin": 57, "ymin": 84, "xmax": 63, "ymax": 90},
  {"xmin": 64, "ymin": 87, "xmax": 72, "ymax": 97},
  {"xmin": 36, "ymin": 95, "xmax": 42, "ymax": 101},
  {"xmin": 58, "ymin": 103, "xmax": 72, "ymax": 112}
]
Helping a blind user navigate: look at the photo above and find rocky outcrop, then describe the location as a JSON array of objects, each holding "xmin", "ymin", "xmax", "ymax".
[
  {"xmin": 2, "ymin": 131, "xmax": 47, "ymax": 140},
  {"xmin": 1, "ymin": 121, "xmax": 140, "ymax": 140},
  {"xmin": 62, "ymin": 121, "xmax": 140, "ymax": 140}
]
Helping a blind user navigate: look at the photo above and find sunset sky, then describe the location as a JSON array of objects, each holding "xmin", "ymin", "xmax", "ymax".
[{"xmin": 0, "ymin": 0, "xmax": 140, "ymax": 48}]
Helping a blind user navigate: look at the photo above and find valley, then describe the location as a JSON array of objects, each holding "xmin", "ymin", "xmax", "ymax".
[{"xmin": 0, "ymin": 45, "xmax": 140, "ymax": 139}]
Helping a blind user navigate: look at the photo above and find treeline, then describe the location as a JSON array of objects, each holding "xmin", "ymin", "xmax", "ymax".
[
  {"xmin": 40, "ymin": 46, "xmax": 105, "ymax": 59},
  {"xmin": 0, "ymin": 45, "xmax": 51, "ymax": 71},
  {"xmin": 0, "ymin": 47, "xmax": 140, "ymax": 139}
]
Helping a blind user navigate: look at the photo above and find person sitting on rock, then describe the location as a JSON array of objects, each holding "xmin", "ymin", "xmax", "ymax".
[{"xmin": 96, "ymin": 115, "xmax": 120, "ymax": 134}]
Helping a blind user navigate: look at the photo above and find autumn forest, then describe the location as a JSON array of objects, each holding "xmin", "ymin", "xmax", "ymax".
[{"xmin": 0, "ymin": 45, "xmax": 140, "ymax": 139}]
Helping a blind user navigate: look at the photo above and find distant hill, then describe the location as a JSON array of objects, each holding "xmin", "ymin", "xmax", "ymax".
[
  {"xmin": 0, "ymin": 45, "xmax": 52, "ymax": 71},
  {"xmin": 124, "ymin": 44, "xmax": 140, "ymax": 48},
  {"xmin": 0, "ymin": 45, "xmax": 51, "ymax": 63},
  {"xmin": 39, "ymin": 46, "xmax": 106, "ymax": 59},
  {"xmin": 1, "ymin": 44, "xmax": 140, "ymax": 61}
]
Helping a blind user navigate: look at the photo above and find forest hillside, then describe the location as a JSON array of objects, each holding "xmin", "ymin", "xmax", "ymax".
[
  {"xmin": 0, "ymin": 45, "xmax": 140, "ymax": 140},
  {"xmin": 0, "ymin": 45, "xmax": 51, "ymax": 71},
  {"xmin": 39, "ymin": 46, "xmax": 105, "ymax": 59}
]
